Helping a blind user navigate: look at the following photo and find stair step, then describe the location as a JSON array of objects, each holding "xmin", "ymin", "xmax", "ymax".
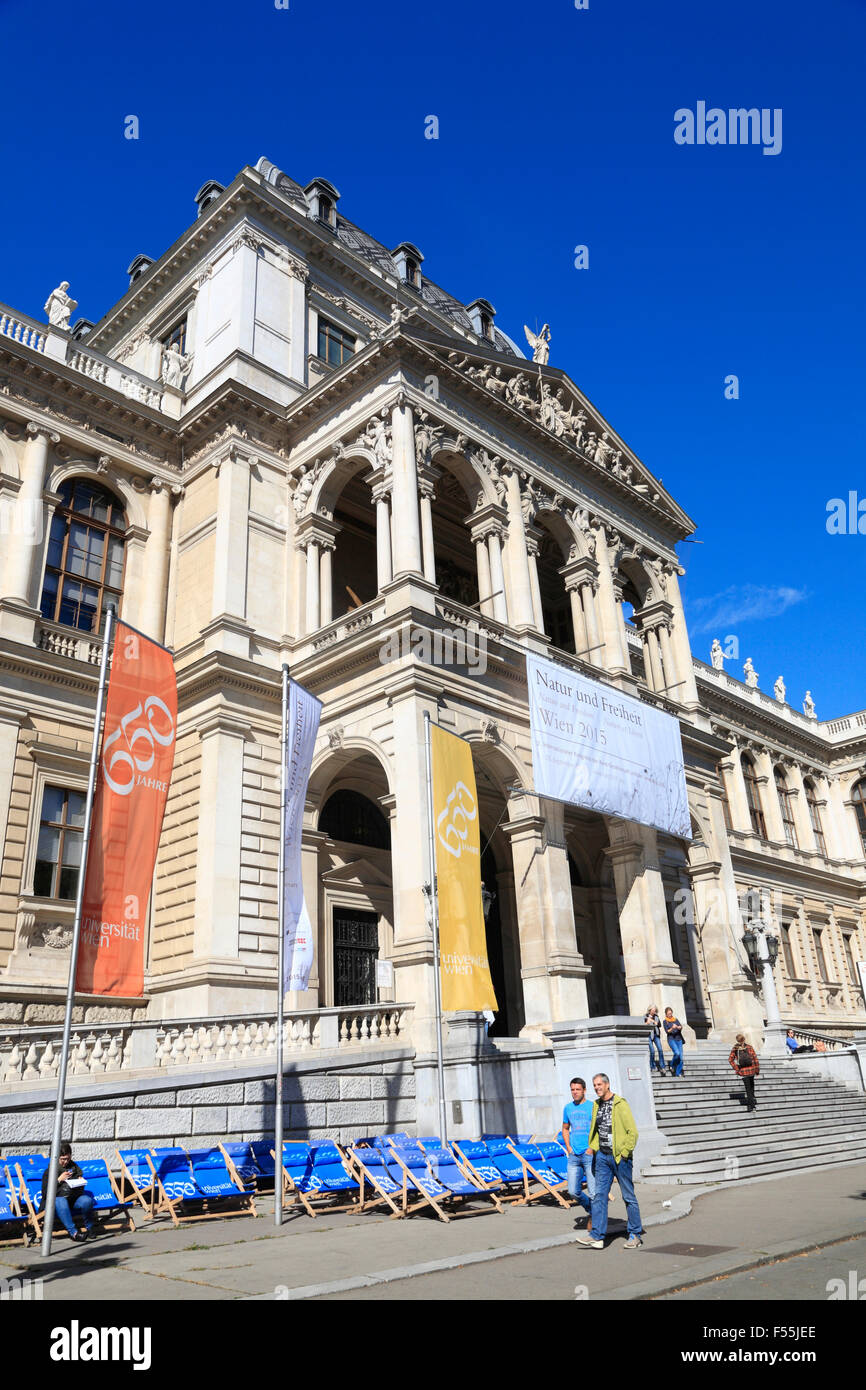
[{"xmin": 641, "ymin": 1146, "xmax": 866, "ymax": 1184}]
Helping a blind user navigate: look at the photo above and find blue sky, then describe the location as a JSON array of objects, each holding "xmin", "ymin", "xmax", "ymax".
[{"xmin": 1, "ymin": 0, "xmax": 863, "ymax": 716}]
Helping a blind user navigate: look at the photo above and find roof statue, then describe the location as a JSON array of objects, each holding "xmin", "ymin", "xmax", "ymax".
[
  {"xmin": 44, "ymin": 281, "xmax": 77, "ymax": 330},
  {"xmin": 523, "ymin": 322, "xmax": 551, "ymax": 365}
]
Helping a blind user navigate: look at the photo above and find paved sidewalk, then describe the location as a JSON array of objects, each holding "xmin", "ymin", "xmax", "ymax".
[{"xmin": 1, "ymin": 1162, "xmax": 863, "ymax": 1301}]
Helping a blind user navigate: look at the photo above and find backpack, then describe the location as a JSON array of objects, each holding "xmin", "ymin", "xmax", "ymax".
[{"xmin": 736, "ymin": 1046, "xmax": 752, "ymax": 1069}]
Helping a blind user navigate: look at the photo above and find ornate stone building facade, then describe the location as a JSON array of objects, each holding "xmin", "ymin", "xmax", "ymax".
[{"xmin": 0, "ymin": 157, "xmax": 863, "ymax": 1053}]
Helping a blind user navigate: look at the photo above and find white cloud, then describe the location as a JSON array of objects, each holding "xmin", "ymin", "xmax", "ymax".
[{"xmin": 686, "ymin": 584, "xmax": 808, "ymax": 636}]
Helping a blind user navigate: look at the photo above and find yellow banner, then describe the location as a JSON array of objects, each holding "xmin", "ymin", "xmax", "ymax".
[{"xmin": 431, "ymin": 724, "xmax": 498, "ymax": 1013}]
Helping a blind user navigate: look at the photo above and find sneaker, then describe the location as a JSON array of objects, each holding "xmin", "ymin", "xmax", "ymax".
[
  {"xmin": 575, "ymin": 1233, "xmax": 604, "ymax": 1249},
  {"xmin": 623, "ymin": 1235, "xmax": 643, "ymax": 1250},
  {"xmin": 70, "ymin": 1230, "xmax": 88, "ymax": 1243}
]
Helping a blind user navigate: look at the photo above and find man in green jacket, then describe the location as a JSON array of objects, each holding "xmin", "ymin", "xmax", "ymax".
[{"xmin": 575, "ymin": 1073, "xmax": 644, "ymax": 1249}]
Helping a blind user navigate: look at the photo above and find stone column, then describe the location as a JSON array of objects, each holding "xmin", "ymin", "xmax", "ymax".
[
  {"xmin": 137, "ymin": 479, "xmax": 174, "ymax": 643},
  {"xmin": 657, "ymin": 621, "xmax": 677, "ymax": 696},
  {"xmin": 662, "ymin": 564, "xmax": 701, "ymax": 706},
  {"xmin": 566, "ymin": 580, "xmax": 588, "ymax": 657},
  {"xmin": 487, "ymin": 528, "xmax": 508, "ymax": 623},
  {"xmin": 474, "ymin": 535, "xmax": 493, "ymax": 617},
  {"xmin": 593, "ymin": 525, "xmax": 630, "ymax": 674},
  {"xmin": 755, "ymin": 748, "xmax": 786, "ymax": 843},
  {"xmin": 390, "ymin": 400, "xmax": 423, "ymax": 577},
  {"xmin": 319, "ymin": 541, "xmax": 333, "ymax": 627},
  {"xmin": 205, "ymin": 449, "xmax": 252, "ymax": 657},
  {"xmin": 642, "ymin": 626, "xmax": 663, "ymax": 691},
  {"xmin": 417, "ymin": 471, "xmax": 437, "ymax": 585},
  {"xmin": 0, "ymin": 422, "xmax": 58, "ymax": 642},
  {"xmin": 388, "ymin": 678, "xmax": 441, "ymax": 1055},
  {"xmin": 192, "ymin": 711, "xmax": 248, "ymax": 983},
  {"xmin": 525, "ymin": 528, "xmax": 544, "ymax": 631},
  {"xmin": 304, "ymin": 539, "xmax": 320, "ymax": 633},
  {"xmin": 503, "ymin": 468, "xmax": 535, "ymax": 629},
  {"xmin": 371, "ymin": 479, "xmax": 393, "ymax": 592},
  {"xmin": 604, "ymin": 822, "xmax": 689, "ymax": 1032}
]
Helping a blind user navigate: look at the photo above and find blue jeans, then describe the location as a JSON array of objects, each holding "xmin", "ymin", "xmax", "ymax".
[
  {"xmin": 590, "ymin": 1152, "xmax": 642, "ymax": 1239},
  {"xmin": 648, "ymin": 1035, "xmax": 665, "ymax": 1072},
  {"xmin": 566, "ymin": 1151, "xmax": 596, "ymax": 1213},
  {"xmin": 52, "ymin": 1191, "xmax": 95, "ymax": 1237},
  {"xmin": 668, "ymin": 1036, "xmax": 684, "ymax": 1076}
]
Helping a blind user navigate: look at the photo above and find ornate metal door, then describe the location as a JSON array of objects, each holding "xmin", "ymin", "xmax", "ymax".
[{"xmin": 333, "ymin": 908, "xmax": 379, "ymax": 1006}]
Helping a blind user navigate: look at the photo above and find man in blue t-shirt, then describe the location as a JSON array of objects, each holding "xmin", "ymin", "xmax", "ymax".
[{"xmin": 562, "ymin": 1076, "xmax": 595, "ymax": 1224}]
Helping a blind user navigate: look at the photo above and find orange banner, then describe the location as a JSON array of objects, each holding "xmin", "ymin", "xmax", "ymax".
[{"xmin": 75, "ymin": 621, "xmax": 177, "ymax": 997}]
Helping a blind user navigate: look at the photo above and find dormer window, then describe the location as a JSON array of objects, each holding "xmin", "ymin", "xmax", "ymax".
[
  {"xmin": 194, "ymin": 180, "xmax": 225, "ymax": 217},
  {"xmin": 127, "ymin": 255, "xmax": 155, "ymax": 287},
  {"xmin": 467, "ymin": 298, "xmax": 496, "ymax": 342},
  {"xmin": 304, "ymin": 178, "xmax": 340, "ymax": 229},
  {"xmin": 392, "ymin": 242, "xmax": 424, "ymax": 291}
]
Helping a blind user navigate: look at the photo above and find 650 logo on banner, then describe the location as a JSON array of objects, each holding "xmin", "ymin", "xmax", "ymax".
[{"xmin": 103, "ymin": 696, "xmax": 175, "ymax": 795}]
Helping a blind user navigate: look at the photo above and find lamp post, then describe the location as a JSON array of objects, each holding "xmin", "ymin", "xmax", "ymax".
[{"xmin": 742, "ymin": 898, "xmax": 786, "ymax": 1057}]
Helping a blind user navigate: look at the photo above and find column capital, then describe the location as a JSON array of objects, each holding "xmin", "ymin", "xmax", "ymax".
[{"xmin": 25, "ymin": 421, "xmax": 59, "ymax": 445}]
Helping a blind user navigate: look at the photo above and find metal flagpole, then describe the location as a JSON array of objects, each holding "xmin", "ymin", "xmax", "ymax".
[
  {"xmin": 423, "ymin": 711, "xmax": 448, "ymax": 1148},
  {"xmin": 275, "ymin": 663, "xmax": 289, "ymax": 1226},
  {"xmin": 41, "ymin": 605, "xmax": 115, "ymax": 1258}
]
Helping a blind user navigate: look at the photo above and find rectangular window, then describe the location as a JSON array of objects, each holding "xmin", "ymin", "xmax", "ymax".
[
  {"xmin": 34, "ymin": 785, "xmax": 85, "ymax": 899},
  {"xmin": 780, "ymin": 924, "xmax": 797, "ymax": 978},
  {"xmin": 842, "ymin": 933, "xmax": 858, "ymax": 987},
  {"xmin": 812, "ymin": 928, "xmax": 830, "ymax": 982},
  {"xmin": 317, "ymin": 317, "xmax": 355, "ymax": 367},
  {"xmin": 162, "ymin": 319, "xmax": 187, "ymax": 354}
]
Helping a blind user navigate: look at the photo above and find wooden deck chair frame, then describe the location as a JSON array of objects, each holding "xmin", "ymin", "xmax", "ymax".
[
  {"xmin": 13, "ymin": 1164, "xmax": 49, "ymax": 1243},
  {"xmin": 270, "ymin": 1148, "xmax": 320, "ymax": 1219},
  {"xmin": 115, "ymin": 1150, "xmax": 158, "ymax": 1220},
  {"xmin": 342, "ymin": 1146, "xmax": 405, "ymax": 1219},
  {"xmin": 80, "ymin": 1163, "xmax": 136, "ymax": 1234},
  {"xmin": 507, "ymin": 1142, "xmax": 571, "ymax": 1209},
  {"xmin": 438, "ymin": 1152, "xmax": 505, "ymax": 1214},
  {"xmin": 148, "ymin": 1152, "xmax": 257, "ymax": 1227},
  {"xmin": 385, "ymin": 1146, "xmax": 452, "ymax": 1222},
  {"xmin": 452, "ymin": 1142, "xmax": 525, "ymax": 1205},
  {"xmin": 0, "ymin": 1165, "xmax": 30, "ymax": 1247}
]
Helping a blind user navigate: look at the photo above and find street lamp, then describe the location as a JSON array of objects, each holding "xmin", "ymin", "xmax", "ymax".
[{"xmin": 741, "ymin": 894, "xmax": 786, "ymax": 1056}]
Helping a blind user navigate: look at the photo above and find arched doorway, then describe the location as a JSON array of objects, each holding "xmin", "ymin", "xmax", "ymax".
[
  {"xmin": 430, "ymin": 467, "xmax": 479, "ymax": 607},
  {"xmin": 312, "ymin": 751, "xmax": 394, "ymax": 1008},
  {"xmin": 330, "ymin": 471, "xmax": 378, "ymax": 619},
  {"xmin": 472, "ymin": 742, "xmax": 525, "ymax": 1037}
]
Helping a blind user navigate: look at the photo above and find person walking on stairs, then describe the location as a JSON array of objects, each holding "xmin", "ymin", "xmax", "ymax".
[
  {"xmin": 730, "ymin": 1033, "xmax": 760, "ymax": 1111},
  {"xmin": 645, "ymin": 1005, "xmax": 666, "ymax": 1075},
  {"xmin": 663, "ymin": 1007, "xmax": 685, "ymax": 1077}
]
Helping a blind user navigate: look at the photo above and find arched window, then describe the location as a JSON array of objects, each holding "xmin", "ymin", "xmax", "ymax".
[
  {"xmin": 803, "ymin": 779, "xmax": 827, "ymax": 855},
  {"xmin": 319, "ymin": 789, "xmax": 391, "ymax": 850},
  {"xmin": 40, "ymin": 478, "xmax": 126, "ymax": 634},
  {"xmin": 742, "ymin": 755, "xmax": 767, "ymax": 839},
  {"xmin": 774, "ymin": 767, "xmax": 798, "ymax": 849},
  {"xmin": 853, "ymin": 780, "xmax": 866, "ymax": 856}
]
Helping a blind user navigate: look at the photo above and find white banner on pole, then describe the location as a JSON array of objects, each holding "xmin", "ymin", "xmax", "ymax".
[
  {"xmin": 283, "ymin": 678, "xmax": 322, "ymax": 993},
  {"xmin": 526, "ymin": 652, "xmax": 691, "ymax": 840}
]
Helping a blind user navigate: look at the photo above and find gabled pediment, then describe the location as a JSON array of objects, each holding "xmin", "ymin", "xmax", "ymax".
[
  {"xmin": 409, "ymin": 330, "xmax": 694, "ymax": 536},
  {"xmin": 321, "ymin": 857, "xmax": 392, "ymax": 888}
]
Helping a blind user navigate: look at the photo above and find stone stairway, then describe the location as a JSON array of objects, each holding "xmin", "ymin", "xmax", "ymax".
[{"xmin": 641, "ymin": 1046, "xmax": 866, "ymax": 1183}]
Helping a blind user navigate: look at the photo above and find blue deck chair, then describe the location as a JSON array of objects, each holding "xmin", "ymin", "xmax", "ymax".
[
  {"xmin": 309, "ymin": 1143, "xmax": 360, "ymax": 1212},
  {"xmin": 456, "ymin": 1138, "xmax": 527, "ymax": 1202},
  {"xmin": 384, "ymin": 1143, "xmax": 453, "ymax": 1221},
  {"xmin": 219, "ymin": 1142, "xmax": 259, "ymax": 1187},
  {"xmin": 249, "ymin": 1139, "xmax": 279, "ymax": 1187},
  {"xmin": 424, "ymin": 1147, "xmax": 504, "ymax": 1213},
  {"xmin": 76, "ymin": 1159, "xmax": 135, "ymax": 1233},
  {"xmin": 116, "ymin": 1149, "xmax": 158, "ymax": 1218},
  {"xmin": 274, "ymin": 1142, "xmax": 320, "ymax": 1218},
  {"xmin": 345, "ymin": 1145, "xmax": 405, "ymax": 1218},
  {"xmin": 509, "ymin": 1142, "xmax": 571, "ymax": 1208},
  {"xmin": 151, "ymin": 1148, "xmax": 256, "ymax": 1226},
  {"xmin": 371, "ymin": 1133, "xmax": 411, "ymax": 1149},
  {"xmin": 0, "ymin": 1165, "xmax": 28, "ymax": 1247},
  {"xmin": 12, "ymin": 1164, "xmax": 52, "ymax": 1242},
  {"xmin": 534, "ymin": 1141, "xmax": 569, "ymax": 1183},
  {"xmin": 415, "ymin": 1136, "xmax": 443, "ymax": 1150},
  {"xmin": 482, "ymin": 1133, "xmax": 535, "ymax": 1144}
]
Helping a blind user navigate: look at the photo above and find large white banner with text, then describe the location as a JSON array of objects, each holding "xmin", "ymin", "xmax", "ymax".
[{"xmin": 526, "ymin": 653, "xmax": 691, "ymax": 839}]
